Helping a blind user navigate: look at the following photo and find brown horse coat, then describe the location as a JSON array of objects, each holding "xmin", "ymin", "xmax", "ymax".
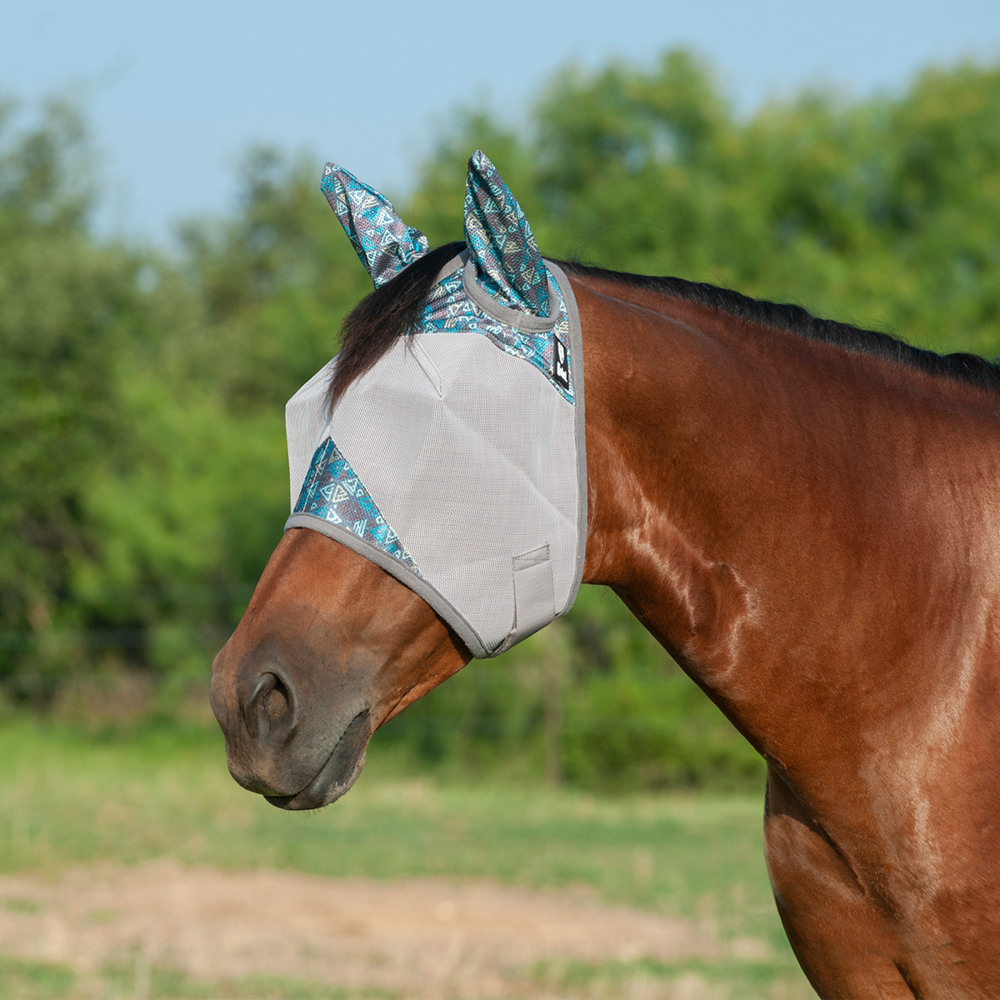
[{"xmin": 212, "ymin": 264, "xmax": 1000, "ymax": 998}]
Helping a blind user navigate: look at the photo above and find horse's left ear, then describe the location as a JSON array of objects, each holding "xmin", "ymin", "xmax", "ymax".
[
  {"xmin": 463, "ymin": 150, "xmax": 549, "ymax": 317},
  {"xmin": 321, "ymin": 163, "xmax": 429, "ymax": 288}
]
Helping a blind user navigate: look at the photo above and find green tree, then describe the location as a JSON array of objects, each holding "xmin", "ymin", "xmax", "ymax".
[{"xmin": 0, "ymin": 100, "xmax": 155, "ymax": 698}]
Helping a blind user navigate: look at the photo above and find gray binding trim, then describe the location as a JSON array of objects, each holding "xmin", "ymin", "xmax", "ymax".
[
  {"xmin": 434, "ymin": 250, "xmax": 468, "ymax": 283},
  {"xmin": 284, "ymin": 512, "xmax": 489, "ymax": 658},
  {"xmin": 462, "ymin": 264, "xmax": 559, "ymax": 333},
  {"xmin": 545, "ymin": 259, "xmax": 588, "ymax": 620}
]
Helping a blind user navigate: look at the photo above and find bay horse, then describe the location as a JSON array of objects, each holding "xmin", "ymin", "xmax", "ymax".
[{"xmin": 211, "ymin": 152, "xmax": 1000, "ymax": 999}]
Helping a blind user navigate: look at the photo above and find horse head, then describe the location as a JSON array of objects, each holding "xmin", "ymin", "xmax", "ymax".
[{"xmin": 210, "ymin": 153, "xmax": 587, "ymax": 810}]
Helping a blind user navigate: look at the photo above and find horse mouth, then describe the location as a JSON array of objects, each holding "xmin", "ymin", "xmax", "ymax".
[{"xmin": 264, "ymin": 709, "xmax": 371, "ymax": 811}]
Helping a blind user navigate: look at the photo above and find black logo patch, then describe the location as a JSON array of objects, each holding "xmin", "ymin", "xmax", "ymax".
[{"xmin": 552, "ymin": 332, "xmax": 570, "ymax": 389}]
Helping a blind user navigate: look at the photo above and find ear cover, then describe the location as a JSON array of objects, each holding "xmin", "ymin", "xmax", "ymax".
[
  {"xmin": 321, "ymin": 163, "xmax": 429, "ymax": 287},
  {"xmin": 463, "ymin": 150, "xmax": 549, "ymax": 317}
]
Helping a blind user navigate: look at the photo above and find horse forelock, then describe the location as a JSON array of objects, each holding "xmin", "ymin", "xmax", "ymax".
[{"xmin": 327, "ymin": 241, "xmax": 467, "ymax": 411}]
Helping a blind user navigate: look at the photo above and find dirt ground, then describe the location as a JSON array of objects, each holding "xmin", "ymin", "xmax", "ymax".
[{"xmin": 0, "ymin": 860, "xmax": 771, "ymax": 998}]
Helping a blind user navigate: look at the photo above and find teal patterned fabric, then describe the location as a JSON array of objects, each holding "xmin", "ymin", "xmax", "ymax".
[
  {"xmin": 464, "ymin": 150, "xmax": 550, "ymax": 317},
  {"xmin": 417, "ymin": 266, "xmax": 575, "ymax": 404},
  {"xmin": 294, "ymin": 437, "xmax": 422, "ymax": 575},
  {"xmin": 322, "ymin": 163, "xmax": 429, "ymax": 288}
]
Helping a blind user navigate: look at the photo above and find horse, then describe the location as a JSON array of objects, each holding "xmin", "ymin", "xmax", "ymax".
[{"xmin": 210, "ymin": 151, "xmax": 1000, "ymax": 999}]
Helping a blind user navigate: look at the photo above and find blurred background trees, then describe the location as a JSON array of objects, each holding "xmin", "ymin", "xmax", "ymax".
[{"xmin": 2, "ymin": 51, "xmax": 999, "ymax": 790}]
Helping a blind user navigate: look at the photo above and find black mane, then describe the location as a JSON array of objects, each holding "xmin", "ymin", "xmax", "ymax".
[
  {"xmin": 560, "ymin": 260, "xmax": 1000, "ymax": 393},
  {"xmin": 328, "ymin": 243, "xmax": 1000, "ymax": 408}
]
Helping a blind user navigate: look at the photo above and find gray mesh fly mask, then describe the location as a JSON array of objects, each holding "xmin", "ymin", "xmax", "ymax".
[{"xmin": 284, "ymin": 152, "xmax": 586, "ymax": 657}]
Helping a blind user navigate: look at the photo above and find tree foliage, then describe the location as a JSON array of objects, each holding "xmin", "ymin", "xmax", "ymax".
[{"xmin": 0, "ymin": 101, "xmax": 149, "ymax": 697}]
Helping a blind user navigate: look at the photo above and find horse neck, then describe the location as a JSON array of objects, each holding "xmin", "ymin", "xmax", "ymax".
[{"xmin": 570, "ymin": 274, "xmax": 1000, "ymax": 778}]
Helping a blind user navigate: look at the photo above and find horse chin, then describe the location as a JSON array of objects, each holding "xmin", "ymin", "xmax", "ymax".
[{"xmin": 264, "ymin": 709, "xmax": 371, "ymax": 812}]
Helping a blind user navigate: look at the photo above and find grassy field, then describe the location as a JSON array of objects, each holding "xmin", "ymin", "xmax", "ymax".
[{"xmin": 0, "ymin": 717, "xmax": 814, "ymax": 999}]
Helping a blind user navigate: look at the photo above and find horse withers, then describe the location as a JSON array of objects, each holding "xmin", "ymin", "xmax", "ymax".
[{"xmin": 211, "ymin": 152, "xmax": 1000, "ymax": 998}]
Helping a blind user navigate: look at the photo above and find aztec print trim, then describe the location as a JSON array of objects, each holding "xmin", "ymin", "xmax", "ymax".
[
  {"xmin": 321, "ymin": 163, "xmax": 429, "ymax": 288},
  {"xmin": 415, "ymin": 264, "xmax": 575, "ymax": 405},
  {"xmin": 464, "ymin": 151, "xmax": 550, "ymax": 318},
  {"xmin": 294, "ymin": 438, "xmax": 422, "ymax": 576}
]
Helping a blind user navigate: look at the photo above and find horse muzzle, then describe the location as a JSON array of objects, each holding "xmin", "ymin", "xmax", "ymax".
[
  {"xmin": 263, "ymin": 707, "xmax": 371, "ymax": 810},
  {"xmin": 210, "ymin": 643, "xmax": 374, "ymax": 811}
]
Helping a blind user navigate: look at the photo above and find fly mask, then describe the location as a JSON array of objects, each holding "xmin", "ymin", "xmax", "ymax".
[{"xmin": 284, "ymin": 151, "xmax": 586, "ymax": 657}]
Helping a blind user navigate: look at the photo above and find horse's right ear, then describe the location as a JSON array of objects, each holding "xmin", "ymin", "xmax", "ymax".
[{"xmin": 321, "ymin": 163, "xmax": 429, "ymax": 288}]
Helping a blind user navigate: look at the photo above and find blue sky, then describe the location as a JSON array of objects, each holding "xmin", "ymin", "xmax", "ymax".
[{"xmin": 3, "ymin": 1, "xmax": 999, "ymax": 245}]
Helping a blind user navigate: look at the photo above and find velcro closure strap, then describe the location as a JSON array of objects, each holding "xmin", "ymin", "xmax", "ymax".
[{"xmin": 512, "ymin": 544, "xmax": 555, "ymax": 641}]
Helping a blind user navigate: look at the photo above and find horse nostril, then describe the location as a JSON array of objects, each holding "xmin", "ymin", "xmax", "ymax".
[
  {"xmin": 242, "ymin": 671, "xmax": 298, "ymax": 739},
  {"xmin": 263, "ymin": 675, "xmax": 291, "ymax": 725}
]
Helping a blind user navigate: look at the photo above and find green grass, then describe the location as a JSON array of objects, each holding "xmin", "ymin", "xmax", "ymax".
[
  {"xmin": 529, "ymin": 956, "xmax": 816, "ymax": 1000},
  {"xmin": 0, "ymin": 956, "xmax": 75, "ymax": 1000},
  {"xmin": 0, "ymin": 717, "xmax": 814, "ymax": 998},
  {"xmin": 0, "ymin": 951, "xmax": 814, "ymax": 1000},
  {"xmin": 0, "ymin": 953, "xmax": 394, "ymax": 1000}
]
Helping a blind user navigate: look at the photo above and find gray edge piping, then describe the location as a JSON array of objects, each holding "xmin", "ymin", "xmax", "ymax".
[
  {"xmin": 284, "ymin": 512, "xmax": 489, "ymax": 659},
  {"xmin": 545, "ymin": 260, "xmax": 588, "ymax": 620},
  {"xmin": 434, "ymin": 250, "xmax": 468, "ymax": 282},
  {"xmin": 462, "ymin": 265, "xmax": 559, "ymax": 333}
]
